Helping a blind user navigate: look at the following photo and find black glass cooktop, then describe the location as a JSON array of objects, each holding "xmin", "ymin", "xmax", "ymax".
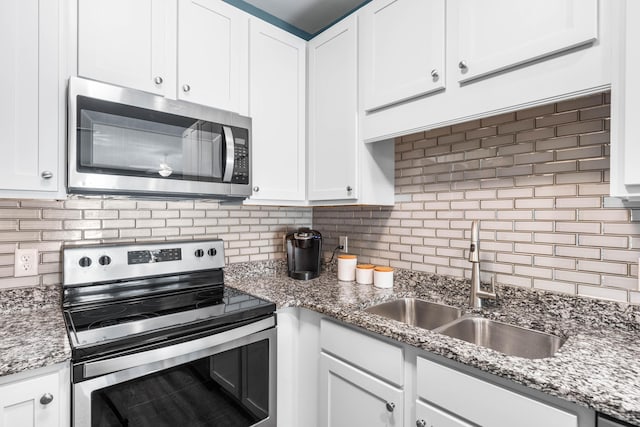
[
  {"xmin": 63, "ymin": 271, "xmax": 275, "ymax": 362},
  {"xmin": 69, "ymin": 286, "xmax": 225, "ymax": 332}
]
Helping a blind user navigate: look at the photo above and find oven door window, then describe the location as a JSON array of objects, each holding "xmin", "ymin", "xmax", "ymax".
[
  {"xmin": 77, "ymin": 96, "xmax": 225, "ymax": 183},
  {"xmin": 90, "ymin": 340, "xmax": 269, "ymax": 427}
]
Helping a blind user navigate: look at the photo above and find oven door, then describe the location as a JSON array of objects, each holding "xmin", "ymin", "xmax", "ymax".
[{"xmin": 73, "ymin": 317, "xmax": 276, "ymax": 427}]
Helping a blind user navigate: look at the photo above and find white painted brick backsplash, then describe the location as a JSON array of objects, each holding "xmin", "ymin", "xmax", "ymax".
[
  {"xmin": 313, "ymin": 92, "xmax": 640, "ymax": 304},
  {"xmin": 0, "ymin": 199, "xmax": 311, "ymax": 289}
]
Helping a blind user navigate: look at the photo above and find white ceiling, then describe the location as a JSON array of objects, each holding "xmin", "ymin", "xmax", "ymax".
[{"xmin": 242, "ymin": 0, "xmax": 369, "ymax": 35}]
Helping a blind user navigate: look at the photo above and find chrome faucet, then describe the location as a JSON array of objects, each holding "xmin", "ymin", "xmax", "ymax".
[{"xmin": 469, "ymin": 220, "xmax": 496, "ymax": 309}]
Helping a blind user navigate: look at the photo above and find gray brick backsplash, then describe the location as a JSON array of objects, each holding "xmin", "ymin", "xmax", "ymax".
[{"xmin": 313, "ymin": 92, "xmax": 640, "ymax": 304}]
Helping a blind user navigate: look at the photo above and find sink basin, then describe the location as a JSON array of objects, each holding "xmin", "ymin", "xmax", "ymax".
[
  {"xmin": 436, "ymin": 317, "xmax": 565, "ymax": 359},
  {"xmin": 365, "ymin": 298, "xmax": 462, "ymax": 330}
]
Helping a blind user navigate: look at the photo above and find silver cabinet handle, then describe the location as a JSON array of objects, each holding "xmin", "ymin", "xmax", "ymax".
[
  {"xmin": 458, "ymin": 60, "xmax": 468, "ymax": 70},
  {"xmin": 416, "ymin": 420, "xmax": 427, "ymax": 427},
  {"xmin": 182, "ymin": 84, "xmax": 191, "ymax": 92},
  {"xmin": 253, "ymin": 186, "xmax": 260, "ymax": 192},
  {"xmin": 430, "ymin": 69, "xmax": 439, "ymax": 79},
  {"xmin": 40, "ymin": 393, "xmax": 54, "ymax": 405},
  {"xmin": 346, "ymin": 186, "xmax": 353, "ymax": 192},
  {"xmin": 154, "ymin": 76, "xmax": 163, "ymax": 84},
  {"xmin": 41, "ymin": 171, "xmax": 53, "ymax": 179},
  {"xmin": 385, "ymin": 402, "xmax": 395, "ymax": 412}
]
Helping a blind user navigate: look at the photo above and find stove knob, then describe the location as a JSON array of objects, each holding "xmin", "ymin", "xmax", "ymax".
[
  {"xmin": 79, "ymin": 256, "xmax": 92, "ymax": 268},
  {"xmin": 195, "ymin": 249, "xmax": 204, "ymax": 258},
  {"xmin": 208, "ymin": 248, "xmax": 217, "ymax": 257},
  {"xmin": 99, "ymin": 255, "xmax": 111, "ymax": 266}
]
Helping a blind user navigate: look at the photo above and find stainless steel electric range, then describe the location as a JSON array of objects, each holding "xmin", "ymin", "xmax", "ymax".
[{"xmin": 62, "ymin": 239, "xmax": 276, "ymax": 427}]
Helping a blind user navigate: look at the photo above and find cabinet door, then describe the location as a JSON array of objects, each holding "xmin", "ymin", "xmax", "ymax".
[
  {"xmin": 319, "ymin": 353, "xmax": 403, "ymax": 427},
  {"xmin": 0, "ymin": 0, "xmax": 59, "ymax": 193},
  {"xmin": 417, "ymin": 357, "xmax": 578, "ymax": 427},
  {"xmin": 360, "ymin": 0, "xmax": 445, "ymax": 111},
  {"xmin": 416, "ymin": 399, "xmax": 473, "ymax": 427},
  {"xmin": 450, "ymin": 0, "xmax": 598, "ymax": 83},
  {"xmin": 248, "ymin": 19, "xmax": 306, "ymax": 201},
  {"xmin": 611, "ymin": 0, "xmax": 640, "ymax": 198},
  {"xmin": 308, "ymin": 16, "xmax": 358, "ymax": 201},
  {"xmin": 178, "ymin": 0, "xmax": 248, "ymax": 113},
  {"xmin": 78, "ymin": 0, "xmax": 171, "ymax": 96},
  {"xmin": 0, "ymin": 372, "xmax": 60, "ymax": 427}
]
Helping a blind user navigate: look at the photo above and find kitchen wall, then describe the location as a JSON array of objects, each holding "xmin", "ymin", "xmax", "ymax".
[
  {"xmin": 0, "ymin": 199, "xmax": 311, "ymax": 289},
  {"xmin": 314, "ymin": 92, "xmax": 640, "ymax": 304}
]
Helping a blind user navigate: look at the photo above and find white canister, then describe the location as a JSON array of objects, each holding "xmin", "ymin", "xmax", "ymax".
[
  {"xmin": 355, "ymin": 264, "xmax": 375, "ymax": 285},
  {"xmin": 373, "ymin": 266, "xmax": 394, "ymax": 289},
  {"xmin": 337, "ymin": 254, "xmax": 357, "ymax": 281}
]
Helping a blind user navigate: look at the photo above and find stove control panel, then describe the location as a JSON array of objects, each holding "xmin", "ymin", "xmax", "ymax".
[
  {"xmin": 128, "ymin": 248, "xmax": 182, "ymax": 264},
  {"xmin": 63, "ymin": 239, "xmax": 225, "ymax": 286}
]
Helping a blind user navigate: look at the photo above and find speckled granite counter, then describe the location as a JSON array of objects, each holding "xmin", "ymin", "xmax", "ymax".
[
  {"xmin": 225, "ymin": 261, "xmax": 640, "ymax": 426},
  {"xmin": 0, "ymin": 286, "xmax": 71, "ymax": 377}
]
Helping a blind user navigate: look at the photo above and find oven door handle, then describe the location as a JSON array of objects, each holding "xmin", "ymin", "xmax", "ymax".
[{"xmin": 83, "ymin": 316, "xmax": 274, "ymax": 378}]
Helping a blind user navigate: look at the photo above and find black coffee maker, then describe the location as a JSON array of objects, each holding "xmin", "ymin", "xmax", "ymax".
[{"xmin": 286, "ymin": 228, "xmax": 322, "ymax": 280}]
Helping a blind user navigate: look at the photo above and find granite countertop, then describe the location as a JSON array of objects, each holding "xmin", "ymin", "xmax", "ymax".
[
  {"xmin": 225, "ymin": 261, "xmax": 640, "ymax": 425},
  {"xmin": 0, "ymin": 260, "xmax": 638, "ymax": 424},
  {"xmin": 0, "ymin": 286, "xmax": 71, "ymax": 377}
]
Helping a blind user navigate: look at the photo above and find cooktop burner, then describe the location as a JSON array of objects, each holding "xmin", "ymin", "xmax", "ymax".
[
  {"xmin": 68, "ymin": 285, "xmax": 224, "ymax": 333},
  {"xmin": 87, "ymin": 313, "xmax": 157, "ymax": 330}
]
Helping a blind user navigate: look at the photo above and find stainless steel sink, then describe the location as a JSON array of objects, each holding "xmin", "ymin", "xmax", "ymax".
[
  {"xmin": 364, "ymin": 298, "xmax": 462, "ymax": 330},
  {"xmin": 436, "ymin": 317, "xmax": 565, "ymax": 359}
]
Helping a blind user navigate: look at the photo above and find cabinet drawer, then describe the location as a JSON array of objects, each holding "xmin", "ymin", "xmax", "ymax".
[
  {"xmin": 417, "ymin": 358, "xmax": 577, "ymax": 427},
  {"xmin": 416, "ymin": 399, "xmax": 473, "ymax": 427},
  {"xmin": 320, "ymin": 319, "xmax": 403, "ymax": 386}
]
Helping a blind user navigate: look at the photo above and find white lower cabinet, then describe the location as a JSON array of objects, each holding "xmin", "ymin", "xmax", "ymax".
[
  {"xmin": 309, "ymin": 314, "xmax": 592, "ymax": 427},
  {"xmin": 319, "ymin": 319, "xmax": 404, "ymax": 427},
  {"xmin": 0, "ymin": 364, "xmax": 69, "ymax": 427},
  {"xmin": 416, "ymin": 357, "xmax": 578, "ymax": 427},
  {"xmin": 319, "ymin": 353, "xmax": 403, "ymax": 427},
  {"xmin": 415, "ymin": 399, "xmax": 473, "ymax": 427}
]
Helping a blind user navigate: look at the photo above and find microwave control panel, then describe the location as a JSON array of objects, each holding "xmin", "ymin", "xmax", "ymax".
[{"xmin": 232, "ymin": 127, "xmax": 249, "ymax": 184}]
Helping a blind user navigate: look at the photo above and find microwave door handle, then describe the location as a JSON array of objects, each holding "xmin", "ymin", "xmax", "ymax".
[{"xmin": 222, "ymin": 126, "xmax": 234, "ymax": 182}]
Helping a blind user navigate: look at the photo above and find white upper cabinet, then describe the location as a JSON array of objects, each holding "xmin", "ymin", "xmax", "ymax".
[
  {"xmin": 177, "ymin": 0, "xmax": 248, "ymax": 114},
  {"xmin": 362, "ymin": 0, "xmax": 611, "ymax": 143},
  {"xmin": 76, "ymin": 0, "xmax": 248, "ymax": 114},
  {"xmin": 451, "ymin": 0, "xmax": 598, "ymax": 84},
  {"xmin": 360, "ymin": 0, "xmax": 445, "ymax": 111},
  {"xmin": 611, "ymin": 0, "xmax": 640, "ymax": 200},
  {"xmin": 308, "ymin": 16, "xmax": 359, "ymax": 201},
  {"xmin": 247, "ymin": 19, "xmax": 306, "ymax": 202},
  {"xmin": 77, "ymin": 0, "xmax": 172, "ymax": 96},
  {"xmin": 0, "ymin": 0, "xmax": 61, "ymax": 196}
]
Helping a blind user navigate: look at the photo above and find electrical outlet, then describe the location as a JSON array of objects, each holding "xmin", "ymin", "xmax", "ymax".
[
  {"xmin": 339, "ymin": 236, "xmax": 348, "ymax": 253},
  {"xmin": 14, "ymin": 248, "xmax": 38, "ymax": 277}
]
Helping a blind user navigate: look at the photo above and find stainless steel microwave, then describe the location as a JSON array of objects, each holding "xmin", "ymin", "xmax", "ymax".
[{"xmin": 67, "ymin": 77, "xmax": 251, "ymax": 199}]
